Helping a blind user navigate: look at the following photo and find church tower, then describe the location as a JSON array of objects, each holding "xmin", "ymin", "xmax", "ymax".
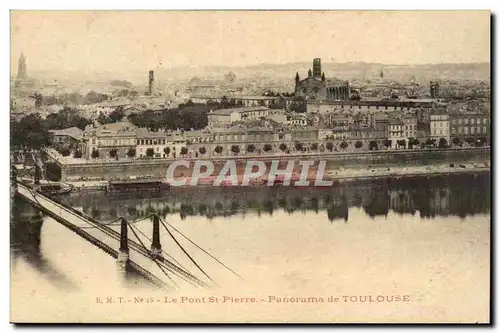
[
  {"xmin": 148, "ymin": 70, "xmax": 155, "ymax": 95},
  {"xmin": 17, "ymin": 52, "xmax": 27, "ymax": 80},
  {"xmin": 313, "ymin": 58, "xmax": 321, "ymax": 78}
]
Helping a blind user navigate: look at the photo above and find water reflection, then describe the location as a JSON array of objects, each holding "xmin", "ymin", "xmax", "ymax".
[
  {"xmin": 10, "ymin": 172, "xmax": 491, "ymax": 323},
  {"xmin": 57, "ymin": 173, "xmax": 490, "ymax": 223},
  {"xmin": 10, "ymin": 197, "xmax": 77, "ymax": 290}
]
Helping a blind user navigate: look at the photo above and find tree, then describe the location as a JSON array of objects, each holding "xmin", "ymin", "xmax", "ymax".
[
  {"xmin": 340, "ymin": 141, "xmax": 348, "ymax": 150},
  {"xmin": 73, "ymin": 150, "xmax": 83, "ymax": 158},
  {"xmin": 311, "ymin": 143, "xmax": 318, "ymax": 151},
  {"xmin": 84, "ymin": 91, "xmax": 108, "ymax": 104},
  {"xmin": 10, "ymin": 113, "xmax": 50, "ymax": 150},
  {"xmin": 289, "ymin": 97, "xmax": 307, "ymax": 113},
  {"xmin": 474, "ymin": 138, "xmax": 484, "ymax": 147},
  {"xmin": 32, "ymin": 93, "xmax": 43, "ymax": 109},
  {"xmin": 127, "ymin": 148, "xmax": 136, "ymax": 158},
  {"xmin": 109, "ymin": 148, "xmax": 118, "ymax": 158},
  {"xmin": 231, "ymin": 145, "xmax": 240, "ymax": 155},
  {"xmin": 295, "ymin": 142, "xmax": 303, "ymax": 151},
  {"xmin": 355, "ymin": 141, "xmax": 363, "ymax": 149},
  {"xmin": 369, "ymin": 140, "xmax": 378, "ymax": 150},
  {"xmin": 247, "ymin": 144, "xmax": 256, "ymax": 153},
  {"xmin": 383, "ymin": 139, "xmax": 391, "ymax": 148},
  {"xmin": 438, "ymin": 138, "xmax": 448, "ymax": 148},
  {"xmin": 91, "ymin": 149, "xmax": 99, "ymax": 159},
  {"xmin": 465, "ymin": 137, "xmax": 475, "ymax": 145},
  {"xmin": 326, "ymin": 142, "xmax": 334, "ymax": 152},
  {"xmin": 397, "ymin": 139, "xmax": 406, "ymax": 148},
  {"xmin": 408, "ymin": 138, "xmax": 419, "ymax": 148},
  {"xmin": 279, "ymin": 143, "xmax": 287, "ymax": 152},
  {"xmin": 180, "ymin": 147, "xmax": 188, "ymax": 156},
  {"xmin": 146, "ymin": 148, "xmax": 155, "ymax": 157},
  {"xmin": 426, "ymin": 138, "xmax": 436, "ymax": 147},
  {"xmin": 214, "ymin": 145, "xmax": 223, "ymax": 154},
  {"xmin": 452, "ymin": 137, "xmax": 461, "ymax": 146},
  {"xmin": 163, "ymin": 147, "xmax": 171, "ymax": 156},
  {"xmin": 263, "ymin": 144, "xmax": 272, "ymax": 152},
  {"xmin": 43, "ymin": 107, "xmax": 92, "ymax": 131},
  {"xmin": 199, "ymin": 147, "xmax": 207, "ymax": 155}
]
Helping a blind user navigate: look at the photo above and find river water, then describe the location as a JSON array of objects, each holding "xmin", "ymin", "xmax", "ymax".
[{"xmin": 10, "ymin": 172, "xmax": 491, "ymax": 323}]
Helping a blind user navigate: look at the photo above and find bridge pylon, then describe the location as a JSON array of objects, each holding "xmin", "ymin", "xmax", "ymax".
[
  {"xmin": 118, "ymin": 217, "xmax": 129, "ymax": 264},
  {"xmin": 150, "ymin": 215, "xmax": 162, "ymax": 258}
]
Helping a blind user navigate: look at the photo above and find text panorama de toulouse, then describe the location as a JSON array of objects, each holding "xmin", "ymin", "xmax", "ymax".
[{"xmin": 98, "ymin": 295, "xmax": 411, "ymax": 304}]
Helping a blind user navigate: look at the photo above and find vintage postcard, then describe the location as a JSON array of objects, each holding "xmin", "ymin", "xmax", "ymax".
[{"xmin": 10, "ymin": 10, "xmax": 491, "ymax": 323}]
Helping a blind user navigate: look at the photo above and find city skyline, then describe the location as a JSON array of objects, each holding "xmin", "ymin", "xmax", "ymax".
[{"xmin": 11, "ymin": 11, "xmax": 490, "ymax": 77}]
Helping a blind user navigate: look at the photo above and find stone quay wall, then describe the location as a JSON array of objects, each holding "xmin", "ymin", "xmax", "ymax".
[{"xmin": 57, "ymin": 147, "xmax": 490, "ymax": 182}]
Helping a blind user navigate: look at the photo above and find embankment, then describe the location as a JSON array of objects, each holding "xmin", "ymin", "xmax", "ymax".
[{"xmin": 53, "ymin": 147, "xmax": 490, "ymax": 182}]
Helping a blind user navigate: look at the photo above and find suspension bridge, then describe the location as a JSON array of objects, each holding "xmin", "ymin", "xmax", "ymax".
[{"xmin": 11, "ymin": 165, "xmax": 241, "ymax": 291}]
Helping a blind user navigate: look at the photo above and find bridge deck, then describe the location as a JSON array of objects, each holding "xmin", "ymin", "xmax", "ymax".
[{"xmin": 16, "ymin": 182, "xmax": 209, "ymax": 290}]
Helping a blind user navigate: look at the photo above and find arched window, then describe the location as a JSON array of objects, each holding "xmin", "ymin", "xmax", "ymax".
[{"xmin": 312, "ymin": 87, "xmax": 320, "ymax": 97}]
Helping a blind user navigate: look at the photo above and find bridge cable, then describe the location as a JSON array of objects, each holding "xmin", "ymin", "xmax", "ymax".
[
  {"xmin": 126, "ymin": 220, "xmax": 179, "ymax": 290},
  {"xmin": 158, "ymin": 216, "xmax": 218, "ymax": 286},
  {"xmin": 23, "ymin": 185, "xmax": 218, "ymax": 287},
  {"xmin": 126, "ymin": 221, "xmax": 206, "ymax": 290},
  {"xmin": 21, "ymin": 185, "xmax": 188, "ymax": 290},
  {"xmin": 159, "ymin": 216, "xmax": 244, "ymax": 280},
  {"xmin": 49, "ymin": 193, "xmax": 153, "ymax": 229},
  {"xmin": 123, "ymin": 219, "xmax": 190, "ymax": 273},
  {"xmin": 113, "ymin": 214, "xmax": 209, "ymax": 288}
]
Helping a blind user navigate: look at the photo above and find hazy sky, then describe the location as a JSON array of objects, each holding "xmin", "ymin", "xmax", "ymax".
[{"xmin": 10, "ymin": 11, "xmax": 490, "ymax": 74}]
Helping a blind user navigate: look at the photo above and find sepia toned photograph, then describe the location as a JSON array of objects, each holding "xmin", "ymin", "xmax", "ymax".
[{"xmin": 9, "ymin": 10, "xmax": 491, "ymax": 323}]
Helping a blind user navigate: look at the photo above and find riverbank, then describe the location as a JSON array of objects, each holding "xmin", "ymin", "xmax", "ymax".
[
  {"xmin": 327, "ymin": 162, "xmax": 489, "ymax": 182},
  {"xmin": 46, "ymin": 146, "xmax": 489, "ymax": 182},
  {"xmin": 63, "ymin": 161, "xmax": 490, "ymax": 190}
]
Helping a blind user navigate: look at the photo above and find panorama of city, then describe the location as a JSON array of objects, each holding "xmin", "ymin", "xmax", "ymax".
[
  {"xmin": 11, "ymin": 55, "xmax": 491, "ymax": 187},
  {"xmin": 10, "ymin": 11, "xmax": 491, "ymax": 324}
]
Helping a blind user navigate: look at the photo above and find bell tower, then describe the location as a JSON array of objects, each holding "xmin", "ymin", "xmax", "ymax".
[
  {"xmin": 313, "ymin": 58, "xmax": 321, "ymax": 78},
  {"xmin": 148, "ymin": 70, "xmax": 155, "ymax": 95},
  {"xmin": 17, "ymin": 52, "xmax": 27, "ymax": 80}
]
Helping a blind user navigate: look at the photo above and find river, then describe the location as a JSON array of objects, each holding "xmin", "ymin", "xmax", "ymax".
[{"xmin": 10, "ymin": 172, "xmax": 491, "ymax": 323}]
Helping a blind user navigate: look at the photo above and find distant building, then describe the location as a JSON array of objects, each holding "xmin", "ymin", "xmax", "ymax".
[
  {"xmin": 449, "ymin": 113, "xmax": 490, "ymax": 141},
  {"xmin": 429, "ymin": 113, "xmax": 450, "ymax": 142},
  {"xmin": 207, "ymin": 106, "xmax": 270, "ymax": 128},
  {"xmin": 388, "ymin": 118, "xmax": 404, "ymax": 149},
  {"xmin": 294, "ymin": 58, "xmax": 350, "ymax": 101},
  {"xmin": 82, "ymin": 120, "xmax": 137, "ymax": 159},
  {"xmin": 430, "ymin": 81, "xmax": 440, "ymax": 98},
  {"xmin": 288, "ymin": 113, "xmax": 307, "ymax": 127},
  {"xmin": 11, "ymin": 96, "xmax": 36, "ymax": 113},
  {"xmin": 307, "ymin": 99, "xmax": 436, "ymax": 114},
  {"xmin": 402, "ymin": 115, "xmax": 418, "ymax": 140},
  {"xmin": 17, "ymin": 52, "xmax": 27, "ymax": 80},
  {"xmin": 49, "ymin": 127, "xmax": 84, "ymax": 149},
  {"xmin": 148, "ymin": 70, "xmax": 155, "ymax": 95}
]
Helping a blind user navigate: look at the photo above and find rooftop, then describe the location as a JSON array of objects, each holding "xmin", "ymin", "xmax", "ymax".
[
  {"xmin": 308, "ymin": 99, "xmax": 436, "ymax": 107},
  {"xmin": 388, "ymin": 118, "xmax": 404, "ymax": 125},
  {"xmin": 136, "ymin": 128, "xmax": 167, "ymax": 138},
  {"xmin": 89, "ymin": 120, "xmax": 137, "ymax": 137},
  {"xmin": 49, "ymin": 127, "xmax": 84, "ymax": 140},
  {"xmin": 209, "ymin": 106, "xmax": 269, "ymax": 116}
]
